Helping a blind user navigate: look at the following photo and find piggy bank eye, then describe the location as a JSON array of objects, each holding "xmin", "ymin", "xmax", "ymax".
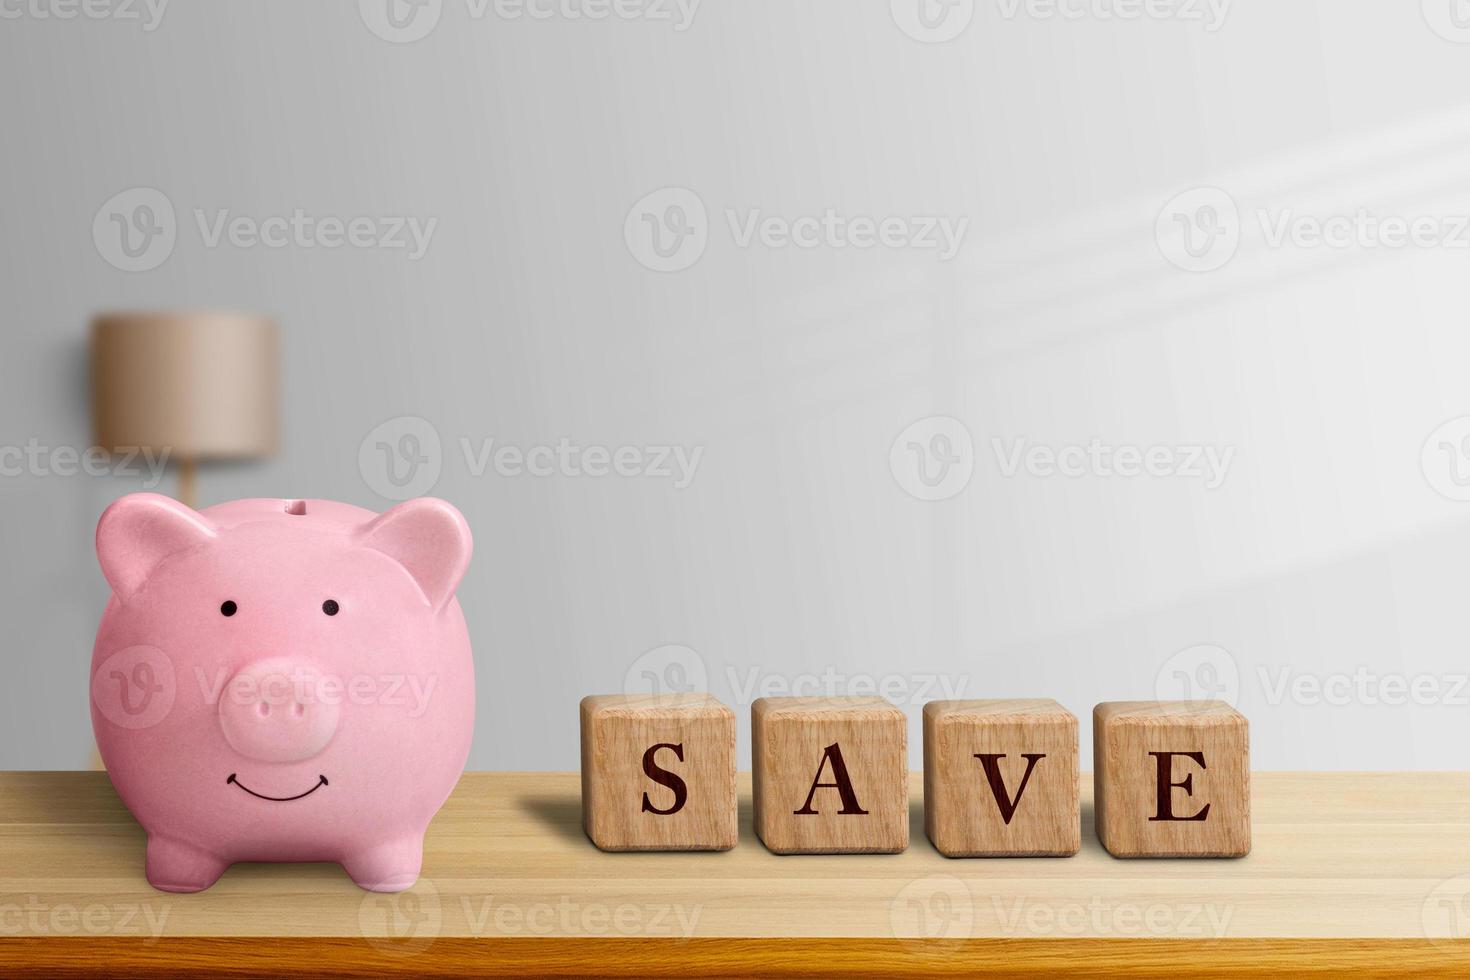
[
  {"xmin": 322, "ymin": 599, "xmax": 340, "ymax": 617},
  {"xmin": 220, "ymin": 600, "xmax": 238, "ymax": 617}
]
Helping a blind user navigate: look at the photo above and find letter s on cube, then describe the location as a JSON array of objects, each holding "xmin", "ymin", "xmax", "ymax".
[{"xmin": 580, "ymin": 693, "xmax": 737, "ymax": 851}]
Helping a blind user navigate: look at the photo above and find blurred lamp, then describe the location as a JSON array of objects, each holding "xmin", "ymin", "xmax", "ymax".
[{"xmin": 91, "ymin": 311, "xmax": 279, "ymax": 508}]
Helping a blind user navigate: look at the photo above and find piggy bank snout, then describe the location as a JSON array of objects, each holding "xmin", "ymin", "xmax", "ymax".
[{"xmin": 218, "ymin": 658, "xmax": 340, "ymax": 763}]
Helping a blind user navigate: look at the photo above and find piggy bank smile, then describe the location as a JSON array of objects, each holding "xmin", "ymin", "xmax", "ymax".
[
  {"xmin": 90, "ymin": 495, "xmax": 476, "ymax": 894},
  {"xmin": 226, "ymin": 773, "xmax": 329, "ymax": 802}
]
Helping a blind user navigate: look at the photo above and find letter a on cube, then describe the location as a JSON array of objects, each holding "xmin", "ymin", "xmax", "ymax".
[
  {"xmin": 752, "ymin": 696, "xmax": 908, "ymax": 854},
  {"xmin": 580, "ymin": 693, "xmax": 737, "ymax": 851},
  {"xmin": 1093, "ymin": 700, "xmax": 1250, "ymax": 858}
]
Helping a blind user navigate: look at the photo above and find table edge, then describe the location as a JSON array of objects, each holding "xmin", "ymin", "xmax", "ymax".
[{"xmin": 2, "ymin": 936, "xmax": 1467, "ymax": 977}]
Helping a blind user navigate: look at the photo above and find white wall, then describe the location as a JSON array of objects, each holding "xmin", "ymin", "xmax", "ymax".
[{"xmin": 3, "ymin": 0, "xmax": 1470, "ymax": 771}]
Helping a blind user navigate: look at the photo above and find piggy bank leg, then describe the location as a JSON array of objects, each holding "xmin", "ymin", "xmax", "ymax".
[
  {"xmin": 342, "ymin": 835, "xmax": 425, "ymax": 892},
  {"xmin": 146, "ymin": 836, "xmax": 228, "ymax": 893}
]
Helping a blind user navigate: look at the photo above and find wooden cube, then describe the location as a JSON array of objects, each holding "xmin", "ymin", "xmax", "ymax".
[
  {"xmin": 580, "ymin": 693, "xmax": 737, "ymax": 852},
  {"xmin": 752, "ymin": 696, "xmax": 908, "ymax": 854},
  {"xmin": 922, "ymin": 699, "xmax": 1079, "ymax": 857},
  {"xmin": 1093, "ymin": 701, "xmax": 1250, "ymax": 858}
]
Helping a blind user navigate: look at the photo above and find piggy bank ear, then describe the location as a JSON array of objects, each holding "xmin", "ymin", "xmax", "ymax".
[
  {"xmin": 97, "ymin": 493, "xmax": 218, "ymax": 601},
  {"xmin": 357, "ymin": 498, "xmax": 472, "ymax": 613}
]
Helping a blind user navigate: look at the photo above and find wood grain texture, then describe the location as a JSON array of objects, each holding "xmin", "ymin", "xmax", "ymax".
[
  {"xmin": 4, "ymin": 770, "xmax": 1470, "ymax": 975},
  {"xmin": 923, "ymin": 699, "xmax": 1079, "ymax": 856},
  {"xmin": 6, "ymin": 937, "xmax": 1470, "ymax": 977},
  {"xmin": 579, "ymin": 694, "xmax": 736, "ymax": 852},
  {"xmin": 1094, "ymin": 701, "xmax": 1250, "ymax": 858},
  {"xmin": 751, "ymin": 696, "xmax": 908, "ymax": 854}
]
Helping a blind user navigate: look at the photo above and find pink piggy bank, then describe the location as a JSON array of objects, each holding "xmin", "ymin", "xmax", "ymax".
[{"xmin": 91, "ymin": 493, "xmax": 475, "ymax": 893}]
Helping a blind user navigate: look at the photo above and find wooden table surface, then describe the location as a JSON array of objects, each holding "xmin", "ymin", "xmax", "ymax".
[{"xmin": 3, "ymin": 771, "xmax": 1470, "ymax": 975}]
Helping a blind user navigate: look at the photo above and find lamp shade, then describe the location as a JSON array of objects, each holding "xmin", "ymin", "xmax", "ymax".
[{"xmin": 91, "ymin": 311, "xmax": 279, "ymax": 460}]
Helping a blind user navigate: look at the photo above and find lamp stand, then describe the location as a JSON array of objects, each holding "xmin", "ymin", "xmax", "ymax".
[{"xmin": 177, "ymin": 457, "xmax": 198, "ymax": 510}]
